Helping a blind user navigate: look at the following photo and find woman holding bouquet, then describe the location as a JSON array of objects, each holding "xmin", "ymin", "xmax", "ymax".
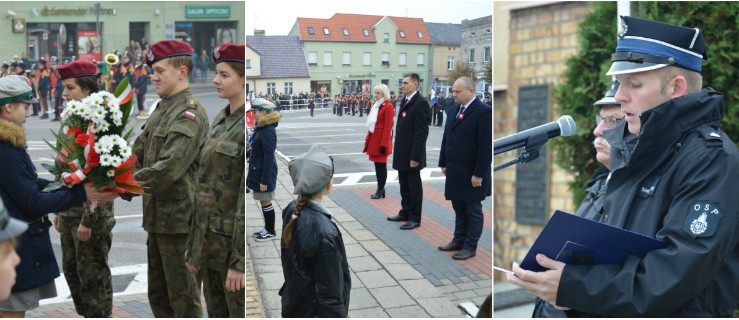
[
  {"xmin": 185, "ymin": 43, "xmax": 246, "ymax": 317},
  {"xmin": 49, "ymin": 60, "xmax": 118, "ymax": 318},
  {"xmin": 0, "ymin": 74, "xmax": 116, "ymax": 317}
]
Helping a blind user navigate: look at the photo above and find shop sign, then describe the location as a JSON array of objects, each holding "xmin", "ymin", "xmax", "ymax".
[
  {"xmin": 12, "ymin": 18, "xmax": 25, "ymax": 33},
  {"xmin": 185, "ymin": 5, "xmax": 230, "ymax": 18},
  {"xmin": 40, "ymin": 5, "xmax": 115, "ymax": 15}
]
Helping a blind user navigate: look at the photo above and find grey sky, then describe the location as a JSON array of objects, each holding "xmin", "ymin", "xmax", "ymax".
[{"xmin": 246, "ymin": 0, "xmax": 492, "ymax": 36}]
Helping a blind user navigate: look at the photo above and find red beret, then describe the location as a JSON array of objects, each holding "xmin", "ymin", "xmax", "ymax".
[
  {"xmin": 212, "ymin": 43, "xmax": 245, "ymax": 64},
  {"xmin": 56, "ymin": 60, "xmax": 97, "ymax": 80},
  {"xmin": 146, "ymin": 40, "xmax": 193, "ymax": 67}
]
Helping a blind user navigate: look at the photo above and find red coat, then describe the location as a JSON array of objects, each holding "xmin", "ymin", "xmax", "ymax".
[{"xmin": 363, "ymin": 99, "xmax": 395, "ymax": 163}]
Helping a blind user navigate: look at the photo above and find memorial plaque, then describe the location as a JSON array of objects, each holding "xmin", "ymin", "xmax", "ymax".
[{"xmin": 515, "ymin": 85, "xmax": 550, "ymax": 224}]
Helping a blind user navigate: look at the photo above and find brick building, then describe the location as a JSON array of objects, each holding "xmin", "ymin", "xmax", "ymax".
[{"xmin": 493, "ymin": 1, "xmax": 593, "ymax": 281}]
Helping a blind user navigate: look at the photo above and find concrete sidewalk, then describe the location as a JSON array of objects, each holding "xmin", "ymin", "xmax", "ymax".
[
  {"xmin": 26, "ymin": 293, "xmax": 209, "ymax": 318},
  {"xmin": 246, "ymin": 155, "xmax": 492, "ymax": 317}
]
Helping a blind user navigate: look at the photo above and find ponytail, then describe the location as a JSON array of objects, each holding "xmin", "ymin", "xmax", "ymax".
[{"xmin": 281, "ymin": 194, "xmax": 311, "ymax": 248}]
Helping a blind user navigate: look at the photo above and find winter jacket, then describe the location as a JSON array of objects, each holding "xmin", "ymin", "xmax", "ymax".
[
  {"xmin": 279, "ymin": 200, "xmax": 351, "ymax": 317},
  {"xmin": 0, "ymin": 119, "xmax": 86, "ymax": 293},
  {"xmin": 246, "ymin": 112, "xmax": 280, "ymax": 192},
  {"xmin": 558, "ymin": 89, "xmax": 739, "ymax": 317}
]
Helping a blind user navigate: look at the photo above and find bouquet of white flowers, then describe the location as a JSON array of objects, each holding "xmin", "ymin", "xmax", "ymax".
[{"xmin": 44, "ymin": 78, "xmax": 143, "ymax": 209}]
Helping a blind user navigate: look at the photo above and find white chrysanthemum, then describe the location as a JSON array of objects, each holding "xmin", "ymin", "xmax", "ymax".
[
  {"xmin": 94, "ymin": 143, "xmax": 104, "ymax": 154},
  {"xmin": 99, "ymin": 154, "xmax": 113, "ymax": 166},
  {"xmin": 119, "ymin": 145, "xmax": 132, "ymax": 159},
  {"xmin": 106, "ymin": 170, "xmax": 116, "ymax": 177},
  {"xmin": 96, "ymin": 136, "xmax": 114, "ymax": 153},
  {"xmin": 98, "ymin": 122, "xmax": 110, "ymax": 133},
  {"xmin": 108, "ymin": 155, "xmax": 123, "ymax": 167}
]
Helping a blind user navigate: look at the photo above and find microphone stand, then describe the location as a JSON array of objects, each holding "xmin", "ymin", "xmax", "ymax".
[{"xmin": 494, "ymin": 130, "xmax": 548, "ymax": 172}]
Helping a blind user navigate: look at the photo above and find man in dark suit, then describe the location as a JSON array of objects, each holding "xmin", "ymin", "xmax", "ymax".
[
  {"xmin": 438, "ymin": 77, "xmax": 492, "ymax": 260},
  {"xmin": 388, "ymin": 73, "xmax": 430, "ymax": 230}
]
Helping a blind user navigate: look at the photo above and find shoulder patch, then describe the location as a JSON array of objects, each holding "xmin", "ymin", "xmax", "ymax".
[
  {"xmin": 696, "ymin": 125, "xmax": 723, "ymax": 148},
  {"xmin": 683, "ymin": 201, "xmax": 721, "ymax": 238}
]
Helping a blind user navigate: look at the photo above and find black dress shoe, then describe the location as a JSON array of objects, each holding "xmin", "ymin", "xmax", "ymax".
[
  {"xmin": 370, "ymin": 189, "xmax": 385, "ymax": 199},
  {"xmin": 400, "ymin": 221, "xmax": 420, "ymax": 230},
  {"xmin": 387, "ymin": 215, "xmax": 408, "ymax": 222},
  {"xmin": 452, "ymin": 249, "xmax": 476, "ymax": 260},
  {"xmin": 438, "ymin": 242, "xmax": 464, "ymax": 251}
]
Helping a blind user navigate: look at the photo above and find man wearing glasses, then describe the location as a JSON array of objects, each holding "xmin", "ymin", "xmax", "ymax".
[{"xmin": 531, "ymin": 80, "xmax": 623, "ymax": 317}]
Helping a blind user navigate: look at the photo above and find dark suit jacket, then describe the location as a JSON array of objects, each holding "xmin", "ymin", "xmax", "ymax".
[
  {"xmin": 439, "ymin": 97, "xmax": 492, "ymax": 201},
  {"xmin": 392, "ymin": 91, "xmax": 430, "ymax": 171}
]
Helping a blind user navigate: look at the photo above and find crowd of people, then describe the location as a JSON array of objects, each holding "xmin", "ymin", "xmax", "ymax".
[{"xmin": 0, "ymin": 40, "xmax": 247, "ymax": 318}]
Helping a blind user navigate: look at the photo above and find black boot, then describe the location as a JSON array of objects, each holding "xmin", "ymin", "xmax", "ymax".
[{"xmin": 370, "ymin": 189, "xmax": 385, "ymax": 199}]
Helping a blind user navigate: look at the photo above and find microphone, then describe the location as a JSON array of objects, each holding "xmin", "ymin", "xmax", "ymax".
[{"xmin": 494, "ymin": 115, "xmax": 576, "ymax": 155}]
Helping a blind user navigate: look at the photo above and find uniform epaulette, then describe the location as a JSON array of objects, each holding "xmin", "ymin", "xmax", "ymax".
[
  {"xmin": 186, "ymin": 97, "xmax": 198, "ymax": 109},
  {"xmin": 696, "ymin": 124, "xmax": 724, "ymax": 148}
]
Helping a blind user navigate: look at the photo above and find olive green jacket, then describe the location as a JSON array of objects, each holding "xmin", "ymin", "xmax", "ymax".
[{"xmin": 133, "ymin": 88, "xmax": 209, "ymax": 234}]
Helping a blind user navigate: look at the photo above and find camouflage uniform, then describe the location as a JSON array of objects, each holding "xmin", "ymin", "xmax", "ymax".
[
  {"xmin": 187, "ymin": 103, "xmax": 245, "ymax": 317},
  {"xmin": 58, "ymin": 205, "xmax": 115, "ymax": 318},
  {"xmin": 132, "ymin": 88, "xmax": 209, "ymax": 318},
  {"xmin": 56, "ymin": 126, "xmax": 116, "ymax": 318}
]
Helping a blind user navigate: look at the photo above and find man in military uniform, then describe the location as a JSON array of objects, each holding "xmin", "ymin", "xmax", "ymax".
[
  {"xmin": 133, "ymin": 39, "xmax": 209, "ymax": 317},
  {"xmin": 186, "ymin": 43, "xmax": 245, "ymax": 317},
  {"xmin": 53, "ymin": 60, "xmax": 117, "ymax": 318},
  {"xmin": 508, "ymin": 16, "xmax": 739, "ymax": 317}
]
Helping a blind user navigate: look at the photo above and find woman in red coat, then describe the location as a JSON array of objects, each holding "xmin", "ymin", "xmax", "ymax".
[{"xmin": 363, "ymin": 84, "xmax": 395, "ymax": 199}]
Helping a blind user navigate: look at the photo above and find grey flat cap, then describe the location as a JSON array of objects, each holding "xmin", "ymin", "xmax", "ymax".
[
  {"xmin": 0, "ymin": 198, "xmax": 27, "ymax": 242},
  {"xmin": 251, "ymin": 98, "xmax": 276, "ymax": 112},
  {"xmin": 289, "ymin": 145, "xmax": 334, "ymax": 195},
  {"xmin": 0, "ymin": 75, "xmax": 37, "ymax": 105}
]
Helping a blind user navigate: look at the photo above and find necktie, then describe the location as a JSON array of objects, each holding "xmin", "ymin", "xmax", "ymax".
[{"xmin": 458, "ymin": 106, "xmax": 466, "ymax": 118}]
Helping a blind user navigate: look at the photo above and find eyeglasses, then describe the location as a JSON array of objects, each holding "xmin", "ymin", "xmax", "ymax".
[{"xmin": 595, "ymin": 115, "xmax": 624, "ymax": 129}]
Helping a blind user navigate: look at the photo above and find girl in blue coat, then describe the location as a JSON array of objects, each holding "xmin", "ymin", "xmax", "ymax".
[
  {"xmin": 247, "ymin": 98, "xmax": 280, "ymax": 241},
  {"xmin": 0, "ymin": 75, "xmax": 116, "ymax": 317}
]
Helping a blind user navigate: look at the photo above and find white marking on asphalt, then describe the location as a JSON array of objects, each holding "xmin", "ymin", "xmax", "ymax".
[
  {"xmin": 277, "ymin": 141, "xmax": 365, "ymax": 147},
  {"xmin": 279, "ymin": 133, "xmax": 367, "ymax": 139},
  {"xmin": 41, "ymin": 264, "xmax": 149, "ymax": 305}
]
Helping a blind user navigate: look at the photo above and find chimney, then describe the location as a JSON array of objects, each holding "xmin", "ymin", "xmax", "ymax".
[{"xmin": 254, "ymin": 29, "xmax": 266, "ymax": 36}]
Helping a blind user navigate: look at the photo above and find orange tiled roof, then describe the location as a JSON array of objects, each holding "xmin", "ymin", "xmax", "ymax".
[{"xmin": 295, "ymin": 13, "xmax": 431, "ymax": 44}]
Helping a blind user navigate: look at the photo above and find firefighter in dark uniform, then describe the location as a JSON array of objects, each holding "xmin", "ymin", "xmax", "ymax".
[{"xmin": 508, "ymin": 16, "xmax": 739, "ymax": 317}]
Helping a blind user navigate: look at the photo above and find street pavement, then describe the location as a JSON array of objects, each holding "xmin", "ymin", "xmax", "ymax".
[
  {"xmin": 246, "ymin": 108, "xmax": 493, "ymax": 317},
  {"xmin": 23, "ymin": 81, "xmax": 220, "ymax": 318}
]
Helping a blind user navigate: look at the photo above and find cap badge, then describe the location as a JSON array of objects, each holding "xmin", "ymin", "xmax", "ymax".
[
  {"xmin": 618, "ymin": 17, "xmax": 628, "ymax": 39},
  {"xmin": 213, "ymin": 46, "xmax": 221, "ymax": 60},
  {"xmin": 147, "ymin": 50, "xmax": 154, "ymax": 62}
]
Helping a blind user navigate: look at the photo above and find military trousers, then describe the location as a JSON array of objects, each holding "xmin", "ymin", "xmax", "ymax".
[
  {"xmin": 59, "ymin": 215, "xmax": 116, "ymax": 318},
  {"xmin": 147, "ymin": 232, "xmax": 202, "ymax": 318},
  {"xmin": 202, "ymin": 266, "xmax": 245, "ymax": 318}
]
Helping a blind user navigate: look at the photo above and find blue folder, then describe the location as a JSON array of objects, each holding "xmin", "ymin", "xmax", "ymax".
[{"xmin": 519, "ymin": 210, "xmax": 668, "ymax": 272}]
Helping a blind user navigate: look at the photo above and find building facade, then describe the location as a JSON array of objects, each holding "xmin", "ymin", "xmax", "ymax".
[
  {"xmin": 0, "ymin": 1, "xmax": 244, "ymax": 63},
  {"xmin": 246, "ymin": 34, "xmax": 311, "ymax": 97},
  {"xmin": 425, "ymin": 22, "xmax": 462, "ymax": 98},
  {"xmin": 289, "ymin": 13, "xmax": 431, "ymax": 98},
  {"xmin": 461, "ymin": 15, "xmax": 492, "ymax": 98}
]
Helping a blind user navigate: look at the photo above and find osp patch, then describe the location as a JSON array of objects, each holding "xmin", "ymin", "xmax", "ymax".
[{"xmin": 683, "ymin": 201, "xmax": 721, "ymax": 238}]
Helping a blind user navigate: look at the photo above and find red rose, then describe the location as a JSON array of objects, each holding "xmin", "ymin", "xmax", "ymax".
[
  {"xmin": 74, "ymin": 133, "xmax": 89, "ymax": 147},
  {"xmin": 87, "ymin": 149, "xmax": 100, "ymax": 167},
  {"xmin": 67, "ymin": 126, "xmax": 83, "ymax": 138}
]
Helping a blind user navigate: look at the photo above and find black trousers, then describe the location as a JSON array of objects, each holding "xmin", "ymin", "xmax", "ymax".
[{"xmin": 398, "ymin": 169, "xmax": 423, "ymax": 223}]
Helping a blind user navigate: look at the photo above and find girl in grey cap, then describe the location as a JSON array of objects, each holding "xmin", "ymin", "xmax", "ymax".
[
  {"xmin": 0, "ymin": 75, "xmax": 116, "ymax": 317},
  {"xmin": 279, "ymin": 145, "xmax": 351, "ymax": 317}
]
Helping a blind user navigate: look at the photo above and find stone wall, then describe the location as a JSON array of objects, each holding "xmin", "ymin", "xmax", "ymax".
[{"xmin": 493, "ymin": 1, "xmax": 592, "ymax": 280}]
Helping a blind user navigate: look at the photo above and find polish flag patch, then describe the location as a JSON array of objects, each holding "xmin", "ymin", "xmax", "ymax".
[{"xmin": 184, "ymin": 111, "xmax": 196, "ymax": 121}]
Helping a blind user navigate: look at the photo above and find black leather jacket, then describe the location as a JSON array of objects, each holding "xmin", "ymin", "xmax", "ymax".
[
  {"xmin": 279, "ymin": 200, "xmax": 351, "ymax": 317},
  {"xmin": 558, "ymin": 89, "xmax": 739, "ymax": 317}
]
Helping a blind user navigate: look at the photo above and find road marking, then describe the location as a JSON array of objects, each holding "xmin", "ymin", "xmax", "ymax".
[
  {"xmin": 279, "ymin": 133, "xmax": 366, "ymax": 139},
  {"xmin": 41, "ymin": 264, "xmax": 149, "ymax": 305},
  {"xmin": 276, "ymin": 128, "xmax": 354, "ymax": 133},
  {"xmin": 277, "ymin": 141, "xmax": 365, "ymax": 147},
  {"xmin": 331, "ymin": 168, "xmax": 446, "ymax": 186}
]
